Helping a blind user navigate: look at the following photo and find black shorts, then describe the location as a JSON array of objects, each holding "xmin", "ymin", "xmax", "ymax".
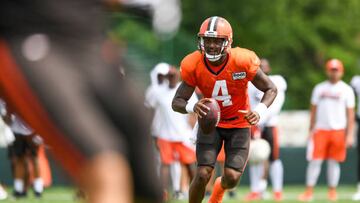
[
  {"xmin": 196, "ymin": 127, "xmax": 250, "ymax": 173},
  {"xmin": 261, "ymin": 126, "xmax": 280, "ymax": 161},
  {"xmin": 8, "ymin": 133, "xmax": 38, "ymax": 158}
]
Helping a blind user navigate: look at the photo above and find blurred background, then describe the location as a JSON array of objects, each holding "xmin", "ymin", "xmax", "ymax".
[{"xmin": 0, "ymin": 0, "xmax": 360, "ymax": 202}]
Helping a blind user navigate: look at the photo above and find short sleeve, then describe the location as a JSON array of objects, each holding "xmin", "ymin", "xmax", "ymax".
[
  {"xmin": 351, "ymin": 76, "xmax": 360, "ymax": 95},
  {"xmin": 246, "ymin": 51, "xmax": 260, "ymax": 81},
  {"xmin": 311, "ymin": 85, "xmax": 320, "ymax": 105},
  {"xmin": 180, "ymin": 60, "xmax": 196, "ymax": 87},
  {"xmin": 144, "ymin": 86, "xmax": 156, "ymax": 108},
  {"xmin": 345, "ymin": 86, "xmax": 355, "ymax": 108}
]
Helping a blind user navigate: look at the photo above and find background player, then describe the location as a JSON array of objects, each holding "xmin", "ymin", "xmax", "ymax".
[
  {"xmin": 0, "ymin": 98, "xmax": 44, "ymax": 198},
  {"xmin": 351, "ymin": 75, "xmax": 360, "ymax": 200},
  {"xmin": 172, "ymin": 16, "xmax": 277, "ymax": 203},
  {"xmin": 298, "ymin": 59, "xmax": 355, "ymax": 201},
  {"xmin": 147, "ymin": 66, "xmax": 197, "ymax": 200},
  {"xmin": 245, "ymin": 58, "xmax": 287, "ymax": 201}
]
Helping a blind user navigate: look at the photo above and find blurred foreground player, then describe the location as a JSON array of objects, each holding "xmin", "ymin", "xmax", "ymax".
[
  {"xmin": 172, "ymin": 16, "xmax": 277, "ymax": 203},
  {"xmin": 0, "ymin": 1, "xmax": 165, "ymax": 202},
  {"xmin": 298, "ymin": 59, "xmax": 355, "ymax": 202},
  {"xmin": 245, "ymin": 59, "xmax": 287, "ymax": 201}
]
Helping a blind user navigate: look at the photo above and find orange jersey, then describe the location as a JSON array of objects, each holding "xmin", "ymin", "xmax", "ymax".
[{"xmin": 180, "ymin": 47, "xmax": 260, "ymax": 128}]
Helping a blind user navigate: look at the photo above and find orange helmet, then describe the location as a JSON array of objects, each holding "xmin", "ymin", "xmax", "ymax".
[{"xmin": 198, "ymin": 16, "xmax": 233, "ymax": 61}]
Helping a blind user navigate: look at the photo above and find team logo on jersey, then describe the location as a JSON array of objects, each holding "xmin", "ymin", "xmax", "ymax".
[{"xmin": 232, "ymin": 72, "xmax": 246, "ymax": 80}]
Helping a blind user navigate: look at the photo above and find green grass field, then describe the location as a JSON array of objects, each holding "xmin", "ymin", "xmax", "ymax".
[
  {"xmin": 169, "ymin": 185, "xmax": 360, "ymax": 203},
  {"xmin": 1, "ymin": 185, "xmax": 359, "ymax": 202},
  {"xmin": 1, "ymin": 187, "xmax": 78, "ymax": 203}
]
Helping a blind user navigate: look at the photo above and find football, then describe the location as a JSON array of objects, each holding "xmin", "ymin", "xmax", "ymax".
[
  {"xmin": 198, "ymin": 98, "xmax": 221, "ymax": 134},
  {"xmin": 248, "ymin": 138, "xmax": 271, "ymax": 164}
]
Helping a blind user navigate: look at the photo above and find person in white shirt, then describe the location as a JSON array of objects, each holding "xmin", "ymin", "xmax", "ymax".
[
  {"xmin": 350, "ymin": 75, "xmax": 360, "ymax": 200},
  {"xmin": 299, "ymin": 59, "xmax": 355, "ymax": 202},
  {"xmin": 245, "ymin": 59, "xmax": 287, "ymax": 201},
  {"xmin": 145, "ymin": 63, "xmax": 185, "ymax": 199},
  {"xmin": 0, "ymin": 98, "xmax": 44, "ymax": 198},
  {"xmin": 147, "ymin": 66, "xmax": 197, "ymax": 200},
  {"xmin": 145, "ymin": 62, "xmax": 171, "ymax": 138}
]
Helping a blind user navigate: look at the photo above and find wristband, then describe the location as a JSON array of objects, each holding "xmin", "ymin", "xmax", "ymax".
[
  {"xmin": 185, "ymin": 101, "xmax": 196, "ymax": 113},
  {"xmin": 254, "ymin": 103, "xmax": 267, "ymax": 119}
]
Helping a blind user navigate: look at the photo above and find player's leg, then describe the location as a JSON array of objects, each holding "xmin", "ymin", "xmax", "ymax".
[
  {"xmin": 175, "ymin": 142, "xmax": 196, "ymax": 199},
  {"xmin": 327, "ymin": 130, "xmax": 346, "ymax": 201},
  {"xmin": 246, "ymin": 126, "xmax": 264, "ymax": 201},
  {"xmin": 26, "ymin": 135, "xmax": 43, "ymax": 197},
  {"xmin": 327, "ymin": 159, "xmax": 340, "ymax": 201},
  {"xmin": 11, "ymin": 135, "xmax": 27, "ymax": 197},
  {"xmin": 264, "ymin": 126, "xmax": 283, "ymax": 201},
  {"xmin": 245, "ymin": 162, "xmax": 264, "ymax": 201},
  {"xmin": 205, "ymin": 145, "xmax": 225, "ymax": 197},
  {"xmin": 170, "ymin": 161, "xmax": 182, "ymax": 198},
  {"xmin": 156, "ymin": 138, "xmax": 174, "ymax": 199},
  {"xmin": 209, "ymin": 128, "xmax": 250, "ymax": 203},
  {"xmin": 299, "ymin": 130, "xmax": 328, "ymax": 201},
  {"xmin": 0, "ymin": 184, "xmax": 7, "ymax": 200},
  {"xmin": 176, "ymin": 142, "xmax": 196, "ymax": 181},
  {"xmin": 190, "ymin": 128, "xmax": 222, "ymax": 203}
]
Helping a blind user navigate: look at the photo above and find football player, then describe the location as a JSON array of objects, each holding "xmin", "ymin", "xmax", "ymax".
[
  {"xmin": 298, "ymin": 59, "xmax": 355, "ymax": 201},
  {"xmin": 1, "ymin": 97, "xmax": 45, "ymax": 198},
  {"xmin": 172, "ymin": 16, "xmax": 277, "ymax": 203},
  {"xmin": 246, "ymin": 59, "xmax": 287, "ymax": 201},
  {"xmin": 148, "ymin": 66, "xmax": 197, "ymax": 200},
  {"xmin": 0, "ymin": 1, "xmax": 164, "ymax": 202},
  {"xmin": 351, "ymin": 75, "xmax": 360, "ymax": 200}
]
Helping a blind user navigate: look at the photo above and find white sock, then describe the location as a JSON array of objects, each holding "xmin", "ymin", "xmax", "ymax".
[
  {"xmin": 270, "ymin": 160, "xmax": 283, "ymax": 192},
  {"xmin": 357, "ymin": 183, "xmax": 360, "ymax": 192},
  {"xmin": 33, "ymin": 178, "xmax": 44, "ymax": 193},
  {"xmin": 306, "ymin": 160, "xmax": 323, "ymax": 186},
  {"xmin": 259, "ymin": 179, "xmax": 268, "ymax": 193},
  {"xmin": 0, "ymin": 185, "xmax": 7, "ymax": 200},
  {"xmin": 170, "ymin": 162, "xmax": 181, "ymax": 192},
  {"xmin": 14, "ymin": 179, "xmax": 24, "ymax": 193},
  {"xmin": 249, "ymin": 163, "xmax": 264, "ymax": 192},
  {"xmin": 327, "ymin": 160, "xmax": 340, "ymax": 187}
]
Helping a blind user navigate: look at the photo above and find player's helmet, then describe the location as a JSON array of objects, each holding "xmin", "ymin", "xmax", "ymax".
[{"xmin": 198, "ymin": 16, "xmax": 233, "ymax": 62}]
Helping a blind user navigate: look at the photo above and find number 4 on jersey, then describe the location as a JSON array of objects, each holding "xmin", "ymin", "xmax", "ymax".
[{"xmin": 212, "ymin": 80, "xmax": 232, "ymax": 107}]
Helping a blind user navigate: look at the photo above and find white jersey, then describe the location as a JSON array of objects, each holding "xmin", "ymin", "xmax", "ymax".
[
  {"xmin": 151, "ymin": 83, "xmax": 198, "ymax": 142},
  {"xmin": 350, "ymin": 76, "xmax": 360, "ymax": 117},
  {"xmin": 311, "ymin": 80, "xmax": 355, "ymax": 130},
  {"xmin": 248, "ymin": 75, "xmax": 287, "ymax": 127},
  {"xmin": 145, "ymin": 63, "xmax": 170, "ymax": 136},
  {"xmin": 145, "ymin": 85, "xmax": 164, "ymax": 136},
  {"xmin": 0, "ymin": 98, "xmax": 33, "ymax": 136}
]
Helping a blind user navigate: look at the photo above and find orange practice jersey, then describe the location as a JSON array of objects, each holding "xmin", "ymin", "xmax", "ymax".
[{"xmin": 180, "ymin": 47, "xmax": 260, "ymax": 128}]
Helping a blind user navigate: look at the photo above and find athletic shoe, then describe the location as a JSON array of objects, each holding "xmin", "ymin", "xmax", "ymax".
[
  {"xmin": 244, "ymin": 192, "xmax": 261, "ymax": 201},
  {"xmin": 274, "ymin": 191, "xmax": 283, "ymax": 202},
  {"xmin": 328, "ymin": 188, "xmax": 337, "ymax": 201},
  {"xmin": 298, "ymin": 191, "xmax": 313, "ymax": 202}
]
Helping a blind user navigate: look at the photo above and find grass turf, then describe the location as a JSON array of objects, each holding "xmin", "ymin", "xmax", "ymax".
[
  {"xmin": 169, "ymin": 185, "xmax": 359, "ymax": 203},
  {"xmin": 0, "ymin": 185, "xmax": 359, "ymax": 202}
]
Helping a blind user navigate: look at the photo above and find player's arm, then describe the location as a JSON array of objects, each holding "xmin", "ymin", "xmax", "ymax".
[
  {"xmin": 245, "ymin": 69, "xmax": 277, "ymax": 125},
  {"xmin": 0, "ymin": 100, "xmax": 12, "ymax": 125},
  {"xmin": 251, "ymin": 69, "xmax": 277, "ymax": 107},
  {"xmin": 309, "ymin": 104, "xmax": 317, "ymax": 133},
  {"xmin": 346, "ymin": 107, "xmax": 355, "ymax": 147},
  {"xmin": 172, "ymin": 81, "xmax": 211, "ymax": 118}
]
